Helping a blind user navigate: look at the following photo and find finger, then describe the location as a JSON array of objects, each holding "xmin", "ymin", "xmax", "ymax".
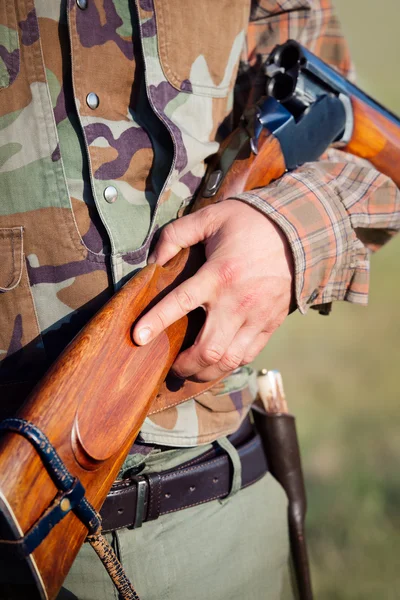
[
  {"xmin": 148, "ymin": 207, "xmax": 217, "ymax": 265},
  {"xmin": 133, "ymin": 266, "xmax": 215, "ymax": 345},
  {"xmin": 188, "ymin": 324, "xmax": 261, "ymax": 382},
  {"xmin": 242, "ymin": 331, "xmax": 272, "ymax": 364},
  {"xmin": 172, "ymin": 308, "xmax": 244, "ymax": 379}
]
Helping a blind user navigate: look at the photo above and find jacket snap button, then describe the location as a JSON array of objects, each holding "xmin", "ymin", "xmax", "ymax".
[
  {"xmin": 86, "ymin": 92, "xmax": 99, "ymax": 110},
  {"xmin": 104, "ymin": 186, "xmax": 118, "ymax": 203},
  {"xmin": 76, "ymin": 0, "xmax": 88, "ymax": 9}
]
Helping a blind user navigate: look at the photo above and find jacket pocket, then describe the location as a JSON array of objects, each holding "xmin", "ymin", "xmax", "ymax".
[
  {"xmin": 154, "ymin": 0, "xmax": 251, "ymax": 97},
  {"xmin": 0, "ymin": 228, "xmax": 46, "ymax": 390},
  {"xmin": 0, "ymin": 1, "xmax": 20, "ymax": 90}
]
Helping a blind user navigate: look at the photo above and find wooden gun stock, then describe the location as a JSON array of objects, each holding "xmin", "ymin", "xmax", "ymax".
[
  {"xmin": 0, "ymin": 252, "xmax": 195, "ymax": 600},
  {"xmin": 0, "ymin": 127, "xmax": 286, "ymax": 600}
]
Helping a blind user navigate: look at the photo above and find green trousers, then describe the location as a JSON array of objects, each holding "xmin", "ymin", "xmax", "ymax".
[{"xmin": 58, "ymin": 441, "xmax": 297, "ymax": 600}]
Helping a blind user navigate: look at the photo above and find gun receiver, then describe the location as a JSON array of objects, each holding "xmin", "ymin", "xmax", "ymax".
[{"xmin": 264, "ymin": 40, "xmax": 400, "ymax": 186}]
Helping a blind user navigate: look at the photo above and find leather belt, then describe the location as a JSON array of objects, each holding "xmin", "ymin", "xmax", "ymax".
[{"xmin": 100, "ymin": 418, "xmax": 268, "ymax": 533}]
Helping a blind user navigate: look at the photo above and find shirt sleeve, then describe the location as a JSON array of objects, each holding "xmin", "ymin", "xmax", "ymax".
[
  {"xmin": 232, "ymin": 1, "xmax": 400, "ymax": 314},
  {"xmin": 233, "ymin": 150, "xmax": 400, "ymax": 314}
]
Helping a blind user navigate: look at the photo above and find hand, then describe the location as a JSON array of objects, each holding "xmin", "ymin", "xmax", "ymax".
[{"xmin": 133, "ymin": 200, "xmax": 294, "ymax": 382}]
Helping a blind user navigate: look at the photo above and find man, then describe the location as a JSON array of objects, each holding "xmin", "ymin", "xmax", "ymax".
[{"xmin": 0, "ymin": 0, "xmax": 399, "ymax": 599}]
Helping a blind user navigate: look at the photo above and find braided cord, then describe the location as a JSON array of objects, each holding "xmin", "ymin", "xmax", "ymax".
[{"xmin": 87, "ymin": 532, "xmax": 141, "ymax": 600}]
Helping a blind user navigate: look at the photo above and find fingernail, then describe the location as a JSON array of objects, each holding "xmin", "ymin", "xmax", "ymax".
[
  {"xmin": 147, "ymin": 254, "xmax": 156, "ymax": 264},
  {"xmin": 137, "ymin": 327, "xmax": 151, "ymax": 345}
]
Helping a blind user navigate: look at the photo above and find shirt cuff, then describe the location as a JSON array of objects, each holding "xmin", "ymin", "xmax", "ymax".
[{"xmin": 230, "ymin": 164, "xmax": 363, "ymax": 314}]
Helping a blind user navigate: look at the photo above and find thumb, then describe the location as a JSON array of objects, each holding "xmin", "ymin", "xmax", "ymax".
[{"xmin": 148, "ymin": 208, "xmax": 216, "ymax": 266}]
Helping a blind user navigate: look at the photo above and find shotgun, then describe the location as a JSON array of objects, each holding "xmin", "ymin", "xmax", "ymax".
[{"xmin": 0, "ymin": 40, "xmax": 399, "ymax": 600}]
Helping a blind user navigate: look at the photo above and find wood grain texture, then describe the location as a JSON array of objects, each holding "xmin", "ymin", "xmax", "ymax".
[
  {"xmin": 0, "ymin": 127, "xmax": 285, "ymax": 600},
  {"xmin": 344, "ymin": 97, "xmax": 400, "ymax": 188},
  {"xmin": 0, "ymin": 250, "xmax": 193, "ymax": 599}
]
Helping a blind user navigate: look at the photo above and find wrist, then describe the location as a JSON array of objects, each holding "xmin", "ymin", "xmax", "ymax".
[{"xmin": 223, "ymin": 198, "xmax": 295, "ymax": 314}]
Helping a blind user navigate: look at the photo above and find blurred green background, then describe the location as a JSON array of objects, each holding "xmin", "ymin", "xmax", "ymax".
[{"xmin": 254, "ymin": 1, "xmax": 400, "ymax": 598}]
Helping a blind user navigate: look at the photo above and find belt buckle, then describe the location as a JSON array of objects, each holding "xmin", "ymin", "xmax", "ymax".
[{"xmin": 132, "ymin": 474, "xmax": 147, "ymax": 529}]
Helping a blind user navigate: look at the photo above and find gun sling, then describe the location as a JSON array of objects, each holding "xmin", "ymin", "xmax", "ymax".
[{"xmin": 100, "ymin": 416, "xmax": 267, "ymax": 533}]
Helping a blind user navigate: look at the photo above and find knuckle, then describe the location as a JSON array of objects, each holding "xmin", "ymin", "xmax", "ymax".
[
  {"xmin": 199, "ymin": 205, "xmax": 216, "ymax": 225},
  {"xmin": 199, "ymin": 206, "xmax": 220, "ymax": 237},
  {"xmin": 216, "ymin": 260, "xmax": 241, "ymax": 288},
  {"xmin": 219, "ymin": 352, "xmax": 242, "ymax": 372},
  {"xmin": 262, "ymin": 319, "xmax": 281, "ymax": 335},
  {"xmin": 174, "ymin": 288, "xmax": 195, "ymax": 313},
  {"xmin": 161, "ymin": 222, "xmax": 178, "ymax": 245},
  {"xmin": 154, "ymin": 308, "xmax": 168, "ymax": 330},
  {"xmin": 198, "ymin": 345, "xmax": 224, "ymax": 367}
]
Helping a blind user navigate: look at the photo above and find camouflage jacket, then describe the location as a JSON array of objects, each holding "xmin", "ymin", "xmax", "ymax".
[{"xmin": 1, "ymin": 0, "xmax": 399, "ymax": 446}]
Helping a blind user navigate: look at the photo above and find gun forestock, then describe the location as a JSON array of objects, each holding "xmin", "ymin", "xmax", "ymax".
[{"xmin": 342, "ymin": 97, "xmax": 400, "ymax": 188}]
